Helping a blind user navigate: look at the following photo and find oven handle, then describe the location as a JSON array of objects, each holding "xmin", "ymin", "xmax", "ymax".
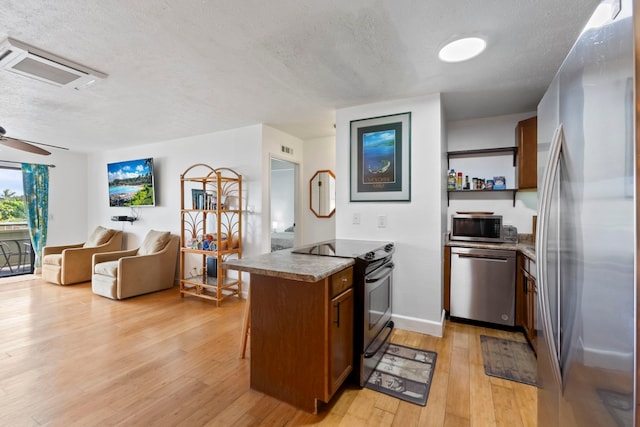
[
  {"xmin": 364, "ymin": 262, "xmax": 394, "ymax": 283},
  {"xmin": 363, "ymin": 321, "xmax": 394, "ymax": 358}
]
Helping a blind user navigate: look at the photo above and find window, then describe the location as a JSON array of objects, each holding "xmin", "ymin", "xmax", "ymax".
[{"xmin": 0, "ymin": 167, "xmax": 27, "ymax": 226}]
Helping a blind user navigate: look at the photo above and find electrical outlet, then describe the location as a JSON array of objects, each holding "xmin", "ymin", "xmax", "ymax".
[
  {"xmin": 377, "ymin": 215, "xmax": 387, "ymax": 228},
  {"xmin": 352, "ymin": 213, "xmax": 361, "ymax": 224}
]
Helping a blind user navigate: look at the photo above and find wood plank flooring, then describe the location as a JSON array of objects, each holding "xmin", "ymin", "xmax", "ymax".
[{"xmin": 0, "ymin": 276, "xmax": 536, "ymax": 426}]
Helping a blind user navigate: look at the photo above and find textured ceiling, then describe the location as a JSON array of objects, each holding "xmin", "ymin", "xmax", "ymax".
[{"xmin": 0, "ymin": 0, "xmax": 600, "ymax": 153}]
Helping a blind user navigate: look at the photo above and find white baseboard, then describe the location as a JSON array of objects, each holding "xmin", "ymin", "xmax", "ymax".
[{"xmin": 391, "ymin": 310, "xmax": 445, "ymax": 338}]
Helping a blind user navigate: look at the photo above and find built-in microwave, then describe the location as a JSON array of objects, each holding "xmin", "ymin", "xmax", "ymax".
[{"xmin": 450, "ymin": 214, "xmax": 504, "ymax": 243}]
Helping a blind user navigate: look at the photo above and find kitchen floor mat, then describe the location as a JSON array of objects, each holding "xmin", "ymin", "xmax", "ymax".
[
  {"xmin": 365, "ymin": 342, "xmax": 437, "ymax": 406},
  {"xmin": 480, "ymin": 335, "xmax": 537, "ymax": 386}
]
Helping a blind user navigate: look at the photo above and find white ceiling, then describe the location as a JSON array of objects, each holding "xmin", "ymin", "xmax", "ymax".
[{"xmin": 0, "ymin": 0, "xmax": 600, "ymax": 154}]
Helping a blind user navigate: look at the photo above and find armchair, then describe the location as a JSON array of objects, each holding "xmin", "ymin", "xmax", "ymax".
[
  {"xmin": 91, "ymin": 230, "xmax": 179, "ymax": 300},
  {"xmin": 42, "ymin": 226, "xmax": 123, "ymax": 285}
]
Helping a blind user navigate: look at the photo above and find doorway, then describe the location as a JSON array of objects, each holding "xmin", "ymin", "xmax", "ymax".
[
  {"xmin": 270, "ymin": 158, "xmax": 298, "ymax": 252},
  {"xmin": 0, "ymin": 166, "xmax": 33, "ymax": 276}
]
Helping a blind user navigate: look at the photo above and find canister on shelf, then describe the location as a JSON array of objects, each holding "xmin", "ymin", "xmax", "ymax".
[
  {"xmin": 448, "ymin": 169, "xmax": 457, "ymax": 190},
  {"xmin": 493, "ymin": 176, "xmax": 506, "ymax": 190}
]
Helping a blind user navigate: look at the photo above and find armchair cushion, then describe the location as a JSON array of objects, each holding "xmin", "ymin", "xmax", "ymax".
[
  {"xmin": 84, "ymin": 226, "xmax": 116, "ymax": 248},
  {"xmin": 137, "ymin": 230, "xmax": 171, "ymax": 256},
  {"xmin": 94, "ymin": 260, "xmax": 119, "ymax": 276},
  {"xmin": 43, "ymin": 254, "xmax": 62, "ymax": 266}
]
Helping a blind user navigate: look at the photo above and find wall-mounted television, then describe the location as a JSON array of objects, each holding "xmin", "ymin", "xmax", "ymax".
[{"xmin": 107, "ymin": 158, "xmax": 156, "ymax": 207}]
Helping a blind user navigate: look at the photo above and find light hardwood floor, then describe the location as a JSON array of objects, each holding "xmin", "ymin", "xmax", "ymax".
[{"xmin": 0, "ymin": 276, "xmax": 536, "ymax": 426}]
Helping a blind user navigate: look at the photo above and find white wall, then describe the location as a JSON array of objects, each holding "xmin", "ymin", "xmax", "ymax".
[
  {"xmin": 86, "ymin": 125, "xmax": 264, "ymax": 262},
  {"xmin": 302, "ymin": 135, "xmax": 336, "ymax": 245},
  {"xmin": 0, "ymin": 148, "xmax": 89, "ymax": 247},
  {"xmin": 336, "ymin": 94, "xmax": 446, "ymax": 337},
  {"xmin": 446, "ymin": 112, "xmax": 537, "ymax": 233}
]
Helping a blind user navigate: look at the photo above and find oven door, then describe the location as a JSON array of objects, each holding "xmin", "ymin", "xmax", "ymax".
[{"xmin": 361, "ymin": 261, "xmax": 394, "ymax": 386}]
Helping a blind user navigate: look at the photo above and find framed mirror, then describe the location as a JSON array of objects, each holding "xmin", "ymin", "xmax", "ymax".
[{"xmin": 310, "ymin": 170, "xmax": 336, "ymax": 218}]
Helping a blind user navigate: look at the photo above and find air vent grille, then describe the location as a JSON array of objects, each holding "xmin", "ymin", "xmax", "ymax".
[
  {"xmin": 11, "ymin": 56, "xmax": 81, "ymax": 85},
  {"xmin": 0, "ymin": 37, "xmax": 107, "ymax": 89}
]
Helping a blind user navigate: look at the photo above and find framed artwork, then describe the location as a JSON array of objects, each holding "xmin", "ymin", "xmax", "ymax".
[{"xmin": 350, "ymin": 112, "xmax": 411, "ymax": 202}]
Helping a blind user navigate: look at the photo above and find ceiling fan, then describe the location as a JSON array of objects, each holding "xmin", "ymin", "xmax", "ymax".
[{"xmin": 0, "ymin": 125, "xmax": 69, "ymax": 155}]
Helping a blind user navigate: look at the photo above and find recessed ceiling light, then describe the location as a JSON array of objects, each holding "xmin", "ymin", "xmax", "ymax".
[{"xmin": 438, "ymin": 37, "xmax": 487, "ymax": 63}]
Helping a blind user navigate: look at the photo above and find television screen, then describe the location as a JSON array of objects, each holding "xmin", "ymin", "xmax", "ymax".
[{"xmin": 107, "ymin": 158, "xmax": 156, "ymax": 207}]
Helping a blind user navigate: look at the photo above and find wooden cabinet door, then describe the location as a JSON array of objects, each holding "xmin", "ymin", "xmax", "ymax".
[
  {"xmin": 517, "ymin": 116, "xmax": 538, "ymax": 190},
  {"xmin": 515, "ymin": 254, "xmax": 525, "ymax": 327},
  {"xmin": 329, "ymin": 287, "xmax": 353, "ymax": 397},
  {"xmin": 522, "ymin": 269, "xmax": 537, "ymax": 354},
  {"xmin": 527, "ymin": 277, "xmax": 537, "ymax": 353},
  {"xmin": 444, "ymin": 245, "xmax": 451, "ymax": 312}
]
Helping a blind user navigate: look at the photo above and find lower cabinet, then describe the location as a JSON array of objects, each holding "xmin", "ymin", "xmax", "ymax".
[
  {"xmin": 250, "ymin": 267, "xmax": 353, "ymax": 413},
  {"xmin": 517, "ymin": 253, "xmax": 537, "ymax": 353},
  {"xmin": 329, "ymin": 287, "xmax": 354, "ymax": 397}
]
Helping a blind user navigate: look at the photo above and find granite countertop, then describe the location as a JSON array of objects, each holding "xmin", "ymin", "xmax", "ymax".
[
  {"xmin": 445, "ymin": 234, "xmax": 536, "ymax": 261},
  {"xmin": 222, "ymin": 249, "xmax": 355, "ymax": 282}
]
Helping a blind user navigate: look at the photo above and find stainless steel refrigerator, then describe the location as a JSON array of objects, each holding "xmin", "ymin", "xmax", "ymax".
[{"xmin": 536, "ymin": 0, "xmax": 636, "ymax": 425}]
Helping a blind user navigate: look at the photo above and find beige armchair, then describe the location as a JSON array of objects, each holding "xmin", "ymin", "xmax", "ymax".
[
  {"xmin": 91, "ymin": 230, "xmax": 179, "ymax": 300},
  {"xmin": 42, "ymin": 226, "xmax": 123, "ymax": 285}
]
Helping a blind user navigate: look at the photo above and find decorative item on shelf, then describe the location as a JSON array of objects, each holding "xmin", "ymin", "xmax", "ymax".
[
  {"xmin": 493, "ymin": 176, "xmax": 506, "ymax": 190},
  {"xmin": 202, "ymin": 234, "xmax": 215, "ymax": 251}
]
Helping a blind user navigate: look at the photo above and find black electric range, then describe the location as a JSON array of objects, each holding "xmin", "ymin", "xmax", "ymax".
[{"xmin": 292, "ymin": 239, "xmax": 395, "ymax": 386}]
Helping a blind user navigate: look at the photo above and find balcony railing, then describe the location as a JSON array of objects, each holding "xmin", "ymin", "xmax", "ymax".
[{"xmin": 0, "ymin": 224, "xmax": 33, "ymax": 277}]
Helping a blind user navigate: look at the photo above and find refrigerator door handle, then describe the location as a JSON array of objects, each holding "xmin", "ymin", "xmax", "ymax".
[{"xmin": 536, "ymin": 123, "xmax": 564, "ymax": 389}]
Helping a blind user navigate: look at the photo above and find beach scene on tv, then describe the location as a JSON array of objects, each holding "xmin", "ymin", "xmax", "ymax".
[{"xmin": 108, "ymin": 158, "xmax": 155, "ymax": 207}]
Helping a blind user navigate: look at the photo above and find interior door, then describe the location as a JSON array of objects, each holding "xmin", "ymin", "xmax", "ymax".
[{"xmin": 270, "ymin": 158, "xmax": 298, "ymax": 252}]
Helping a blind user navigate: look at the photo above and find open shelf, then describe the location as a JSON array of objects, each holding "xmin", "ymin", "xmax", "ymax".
[{"xmin": 447, "ymin": 147, "xmax": 519, "ymax": 207}]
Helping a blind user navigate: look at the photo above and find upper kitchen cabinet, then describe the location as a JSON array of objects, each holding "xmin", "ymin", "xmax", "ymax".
[{"xmin": 516, "ymin": 116, "xmax": 537, "ymax": 190}]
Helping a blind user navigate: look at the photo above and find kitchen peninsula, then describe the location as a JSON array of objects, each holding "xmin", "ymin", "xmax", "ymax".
[{"xmin": 223, "ymin": 249, "xmax": 356, "ymax": 414}]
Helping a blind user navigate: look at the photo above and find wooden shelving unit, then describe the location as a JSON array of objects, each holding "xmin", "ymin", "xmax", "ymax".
[{"xmin": 179, "ymin": 164, "xmax": 242, "ymax": 306}]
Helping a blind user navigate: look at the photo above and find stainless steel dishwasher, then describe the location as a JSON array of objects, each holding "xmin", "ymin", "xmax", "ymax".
[{"xmin": 450, "ymin": 247, "xmax": 516, "ymax": 326}]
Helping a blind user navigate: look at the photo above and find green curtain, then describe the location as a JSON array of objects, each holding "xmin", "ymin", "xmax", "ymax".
[{"xmin": 21, "ymin": 163, "xmax": 49, "ymax": 270}]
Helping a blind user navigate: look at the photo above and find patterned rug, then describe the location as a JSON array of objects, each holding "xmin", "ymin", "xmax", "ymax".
[
  {"xmin": 480, "ymin": 335, "xmax": 537, "ymax": 386},
  {"xmin": 365, "ymin": 342, "xmax": 437, "ymax": 406}
]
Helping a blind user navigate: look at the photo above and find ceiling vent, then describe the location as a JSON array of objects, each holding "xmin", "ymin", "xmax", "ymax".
[{"xmin": 0, "ymin": 37, "xmax": 107, "ymax": 89}]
